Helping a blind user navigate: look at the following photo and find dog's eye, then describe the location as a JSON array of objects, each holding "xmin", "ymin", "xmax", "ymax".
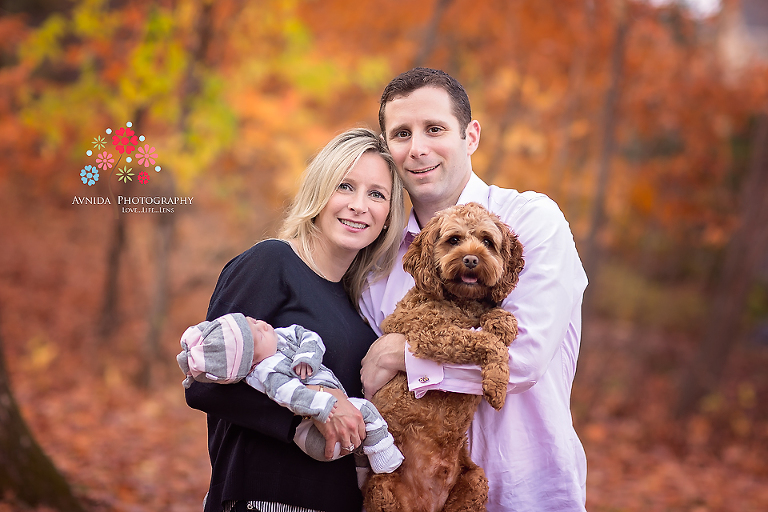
[
  {"xmin": 448, "ymin": 236, "xmax": 460, "ymax": 245},
  {"xmin": 483, "ymin": 238, "xmax": 494, "ymax": 248}
]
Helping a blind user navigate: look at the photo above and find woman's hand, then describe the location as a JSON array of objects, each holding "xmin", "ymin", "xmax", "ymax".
[
  {"xmin": 311, "ymin": 387, "xmax": 366, "ymax": 459},
  {"xmin": 360, "ymin": 333, "xmax": 406, "ymax": 400}
]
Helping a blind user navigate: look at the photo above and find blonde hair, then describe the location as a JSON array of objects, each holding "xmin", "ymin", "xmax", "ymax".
[{"xmin": 278, "ymin": 128, "xmax": 405, "ymax": 306}]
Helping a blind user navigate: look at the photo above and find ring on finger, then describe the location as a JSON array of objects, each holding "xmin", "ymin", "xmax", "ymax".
[{"xmin": 347, "ymin": 444, "xmax": 355, "ymax": 452}]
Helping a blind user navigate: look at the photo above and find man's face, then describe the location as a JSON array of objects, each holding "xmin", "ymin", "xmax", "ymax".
[{"xmin": 382, "ymin": 86, "xmax": 480, "ymax": 218}]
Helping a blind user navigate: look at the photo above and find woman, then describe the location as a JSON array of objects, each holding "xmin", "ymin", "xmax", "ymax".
[{"xmin": 185, "ymin": 128, "xmax": 405, "ymax": 512}]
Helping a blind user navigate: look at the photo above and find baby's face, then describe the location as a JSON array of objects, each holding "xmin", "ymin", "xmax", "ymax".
[{"xmin": 246, "ymin": 317, "xmax": 278, "ymax": 364}]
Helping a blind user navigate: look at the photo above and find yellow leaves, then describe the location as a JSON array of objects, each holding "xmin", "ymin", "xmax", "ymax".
[
  {"xmin": 22, "ymin": 334, "xmax": 59, "ymax": 372},
  {"xmin": 355, "ymin": 57, "xmax": 392, "ymax": 92},
  {"xmin": 120, "ymin": 37, "xmax": 186, "ymax": 107},
  {"xmin": 72, "ymin": 0, "xmax": 119, "ymax": 39},
  {"xmin": 18, "ymin": 13, "xmax": 67, "ymax": 67}
]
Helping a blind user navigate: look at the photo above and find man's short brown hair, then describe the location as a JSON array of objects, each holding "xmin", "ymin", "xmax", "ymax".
[{"xmin": 379, "ymin": 67, "xmax": 472, "ymax": 139}]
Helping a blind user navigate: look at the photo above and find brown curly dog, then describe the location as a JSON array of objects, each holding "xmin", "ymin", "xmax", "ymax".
[{"xmin": 363, "ymin": 202, "xmax": 525, "ymax": 512}]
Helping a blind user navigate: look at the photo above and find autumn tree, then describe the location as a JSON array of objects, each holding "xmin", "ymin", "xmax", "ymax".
[
  {"xmin": 0, "ymin": 313, "xmax": 85, "ymax": 511},
  {"xmin": 676, "ymin": 108, "xmax": 768, "ymax": 416}
]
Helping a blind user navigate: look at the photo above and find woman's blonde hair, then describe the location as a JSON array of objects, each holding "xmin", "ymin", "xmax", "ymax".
[{"xmin": 278, "ymin": 128, "xmax": 405, "ymax": 306}]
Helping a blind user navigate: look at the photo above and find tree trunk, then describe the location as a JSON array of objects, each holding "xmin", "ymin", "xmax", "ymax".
[
  {"xmin": 675, "ymin": 111, "xmax": 768, "ymax": 417},
  {"xmin": 137, "ymin": 176, "xmax": 176, "ymax": 389},
  {"xmin": 97, "ymin": 108, "xmax": 146, "ymax": 341},
  {"xmin": 136, "ymin": 1, "xmax": 213, "ymax": 387},
  {"xmin": 482, "ymin": 66, "xmax": 528, "ymax": 184},
  {"xmin": 411, "ymin": 0, "xmax": 454, "ymax": 68},
  {"xmin": 582, "ymin": 0, "xmax": 628, "ymax": 311},
  {"xmin": 97, "ymin": 209, "xmax": 126, "ymax": 339},
  {"xmin": 0, "ymin": 311, "xmax": 85, "ymax": 511}
]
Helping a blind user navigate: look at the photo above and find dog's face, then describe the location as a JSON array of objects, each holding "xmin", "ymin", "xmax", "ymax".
[{"xmin": 403, "ymin": 202, "xmax": 524, "ymax": 303}]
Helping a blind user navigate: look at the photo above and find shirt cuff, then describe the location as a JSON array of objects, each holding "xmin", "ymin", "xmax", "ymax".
[{"xmin": 404, "ymin": 341, "xmax": 444, "ymax": 398}]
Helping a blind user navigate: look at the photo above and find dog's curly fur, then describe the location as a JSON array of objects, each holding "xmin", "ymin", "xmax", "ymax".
[{"xmin": 363, "ymin": 202, "xmax": 525, "ymax": 512}]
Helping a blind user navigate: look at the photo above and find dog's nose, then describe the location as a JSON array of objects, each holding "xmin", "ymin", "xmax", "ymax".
[{"xmin": 463, "ymin": 255, "xmax": 478, "ymax": 269}]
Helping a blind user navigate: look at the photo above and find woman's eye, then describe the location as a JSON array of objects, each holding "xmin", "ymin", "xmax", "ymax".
[
  {"xmin": 370, "ymin": 190, "xmax": 386, "ymax": 200},
  {"xmin": 338, "ymin": 182, "xmax": 352, "ymax": 191}
]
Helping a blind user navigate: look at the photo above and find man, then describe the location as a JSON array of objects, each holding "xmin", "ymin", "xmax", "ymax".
[{"xmin": 360, "ymin": 67, "xmax": 588, "ymax": 511}]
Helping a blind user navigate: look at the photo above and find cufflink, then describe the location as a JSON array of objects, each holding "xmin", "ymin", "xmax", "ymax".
[{"xmin": 418, "ymin": 376, "xmax": 430, "ymax": 383}]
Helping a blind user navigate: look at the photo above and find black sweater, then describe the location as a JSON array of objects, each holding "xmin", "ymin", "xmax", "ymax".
[{"xmin": 185, "ymin": 240, "xmax": 376, "ymax": 512}]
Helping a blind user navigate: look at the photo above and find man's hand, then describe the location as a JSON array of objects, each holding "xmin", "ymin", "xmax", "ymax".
[
  {"xmin": 360, "ymin": 333, "xmax": 407, "ymax": 400},
  {"xmin": 310, "ymin": 387, "xmax": 366, "ymax": 459}
]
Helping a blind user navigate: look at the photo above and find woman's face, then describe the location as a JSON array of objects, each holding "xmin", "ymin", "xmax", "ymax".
[{"xmin": 314, "ymin": 152, "xmax": 392, "ymax": 258}]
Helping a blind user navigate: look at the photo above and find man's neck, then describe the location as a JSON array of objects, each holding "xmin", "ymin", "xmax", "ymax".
[{"xmin": 412, "ymin": 174, "xmax": 472, "ymax": 229}]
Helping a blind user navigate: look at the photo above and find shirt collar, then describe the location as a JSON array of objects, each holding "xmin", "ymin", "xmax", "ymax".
[{"xmin": 457, "ymin": 172, "xmax": 490, "ymax": 208}]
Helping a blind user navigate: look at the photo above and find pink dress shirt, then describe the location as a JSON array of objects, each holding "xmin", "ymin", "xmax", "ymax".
[{"xmin": 360, "ymin": 173, "xmax": 588, "ymax": 511}]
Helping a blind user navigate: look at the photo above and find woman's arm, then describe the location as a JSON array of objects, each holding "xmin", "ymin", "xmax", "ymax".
[
  {"xmin": 189, "ymin": 241, "xmax": 366, "ymax": 446},
  {"xmin": 185, "ymin": 243, "xmax": 302, "ymax": 442},
  {"xmin": 185, "ymin": 379, "xmax": 299, "ymax": 443}
]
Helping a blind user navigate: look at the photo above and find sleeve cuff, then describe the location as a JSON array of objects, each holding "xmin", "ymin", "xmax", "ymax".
[{"xmin": 404, "ymin": 341, "xmax": 444, "ymax": 398}]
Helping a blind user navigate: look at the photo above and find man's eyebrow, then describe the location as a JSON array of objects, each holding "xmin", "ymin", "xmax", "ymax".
[
  {"xmin": 386, "ymin": 124, "xmax": 409, "ymax": 137},
  {"xmin": 422, "ymin": 118, "xmax": 448, "ymax": 127},
  {"xmin": 387, "ymin": 119, "xmax": 448, "ymax": 137}
]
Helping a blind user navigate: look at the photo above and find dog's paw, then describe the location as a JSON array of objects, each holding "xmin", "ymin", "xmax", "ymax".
[
  {"xmin": 481, "ymin": 309, "xmax": 518, "ymax": 346},
  {"xmin": 482, "ymin": 379, "xmax": 507, "ymax": 410}
]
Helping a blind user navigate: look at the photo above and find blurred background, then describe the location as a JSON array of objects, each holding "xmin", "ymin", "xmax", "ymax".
[{"xmin": 0, "ymin": 0, "xmax": 767, "ymax": 510}]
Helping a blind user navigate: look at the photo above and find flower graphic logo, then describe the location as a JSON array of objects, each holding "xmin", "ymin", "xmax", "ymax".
[
  {"xmin": 116, "ymin": 166, "xmax": 134, "ymax": 183},
  {"xmin": 78, "ymin": 121, "xmax": 161, "ymax": 187},
  {"xmin": 112, "ymin": 127, "xmax": 138, "ymax": 154},
  {"xmin": 96, "ymin": 151, "xmax": 115, "ymax": 170},
  {"xmin": 80, "ymin": 165, "xmax": 99, "ymax": 186},
  {"xmin": 137, "ymin": 144, "xmax": 157, "ymax": 167}
]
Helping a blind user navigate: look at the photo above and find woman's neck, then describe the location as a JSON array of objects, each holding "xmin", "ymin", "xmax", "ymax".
[{"xmin": 289, "ymin": 239, "xmax": 355, "ymax": 282}]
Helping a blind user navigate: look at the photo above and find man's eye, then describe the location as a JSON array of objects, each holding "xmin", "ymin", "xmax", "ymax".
[
  {"xmin": 428, "ymin": 126, "xmax": 442, "ymax": 134},
  {"xmin": 395, "ymin": 131, "xmax": 410, "ymax": 138}
]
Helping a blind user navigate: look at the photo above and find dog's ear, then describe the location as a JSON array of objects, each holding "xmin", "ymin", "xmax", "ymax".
[
  {"xmin": 403, "ymin": 217, "xmax": 444, "ymax": 299},
  {"xmin": 491, "ymin": 219, "xmax": 525, "ymax": 304}
]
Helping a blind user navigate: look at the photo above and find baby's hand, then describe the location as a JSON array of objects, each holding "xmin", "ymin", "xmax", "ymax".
[{"xmin": 295, "ymin": 362, "xmax": 313, "ymax": 380}]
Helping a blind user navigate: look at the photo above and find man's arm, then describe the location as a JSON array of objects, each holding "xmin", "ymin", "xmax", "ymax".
[
  {"xmin": 360, "ymin": 333, "xmax": 406, "ymax": 400},
  {"xmin": 362, "ymin": 196, "xmax": 587, "ymax": 399},
  {"xmin": 433, "ymin": 197, "xmax": 586, "ymax": 395}
]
